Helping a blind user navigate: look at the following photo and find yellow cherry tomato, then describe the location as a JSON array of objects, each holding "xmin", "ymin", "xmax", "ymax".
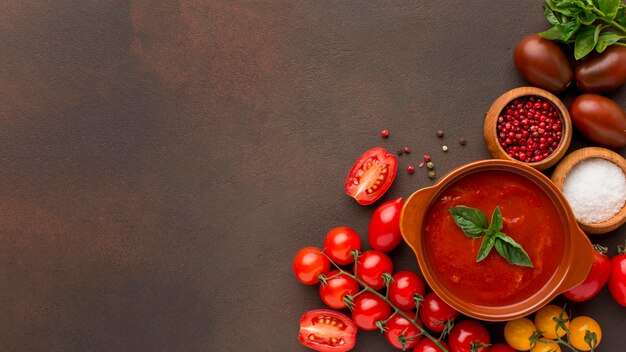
[
  {"xmin": 530, "ymin": 338, "xmax": 561, "ymax": 352},
  {"xmin": 504, "ymin": 317, "xmax": 537, "ymax": 351},
  {"xmin": 569, "ymin": 316, "xmax": 602, "ymax": 351},
  {"xmin": 534, "ymin": 305, "xmax": 569, "ymax": 339}
]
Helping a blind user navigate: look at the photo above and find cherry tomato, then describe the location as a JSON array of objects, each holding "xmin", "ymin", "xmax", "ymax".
[
  {"xmin": 324, "ymin": 227, "xmax": 361, "ymax": 265},
  {"xmin": 294, "ymin": 247, "xmax": 330, "ymax": 285},
  {"xmin": 570, "ymin": 94, "xmax": 626, "ymax": 148},
  {"xmin": 384, "ymin": 312, "xmax": 422, "ymax": 350},
  {"xmin": 534, "ymin": 305, "xmax": 568, "ymax": 339},
  {"xmin": 418, "ymin": 292, "xmax": 458, "ymax": 333},
  {"xmin": 569, "ymin": 316, "xmax": 602, "ymax": 351},
  {"xmin": 530, "ymin": 339, "xmax": 561, "ymax": 352},
  {"xmin": 319, "ymin": 270, "xmax": 359, "ymax": 309},
  {"xmin": 575, "ymin": 46, "xmax": 626, "ymax": 93},
  {"xmin": 504, "ymin": 317, "xmax": 536, "ymax": 351},
  {"xmin": 563, "ymin": 245, "xmax": 611, "ymax": 302},
  {"xmin": 488, "ymin": 344, "xmax": 516, "ymax": 352},
  {"xmin": 345, "ymin": 147, "xmax": 397, "ymax": 205},
  {"xmin": 351, "ymin": 291, "xmax": 392, "ymax": 331},
  {"xmin": 412, "ymin": 339, "xmax": 449, "ymax": 352},
  {"xmin": 608, "ymin": 245, "xmax": 626, "ymax": 307},
  {"xmin": 298, "ymin": 309, "xmax": 357, "ymax": 352},
  {"xmin": 368, "ymin": 198, "xmax": 403, "ymax": 252},
  {"xmin": 513, "ymin": 34, "xmax": 573, "ymax": 93},
  {"xmin": 389, "ymin": 271, "xmax": 426, "ymax": 310},
  {"xmin": 448, "ymin": 320, "xmax": 490, "ymax": 352},
  {"xmin": 355, "ymin": 250, "xmax": 393, "ymax": 291}
]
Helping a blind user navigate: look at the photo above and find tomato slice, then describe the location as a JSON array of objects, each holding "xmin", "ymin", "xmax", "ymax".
[
  {"xmin": 345, "ymin": 147, "xmax": 397, "ymax": 205},
  {"xmin": 298, "ymin": 309, "xmax": 357, "ymax": 352}
]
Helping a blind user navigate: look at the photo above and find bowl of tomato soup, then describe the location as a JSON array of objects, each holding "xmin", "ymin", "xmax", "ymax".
[{"xmin": 400, "ymin": 160, "xmax": 593, "ymax": 321}]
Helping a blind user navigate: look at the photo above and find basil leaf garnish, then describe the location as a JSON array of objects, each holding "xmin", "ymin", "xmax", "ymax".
[
  {"xmin": 476, "ymin": 232, "xmax": 497, "ymax": 262},
  {"xmin": 449, "ymin": 206, "xmax": 487, "ymax": 238},
  {"xmin": 494, "ymin": 233, "xmax": 534, "ymax": 268}
]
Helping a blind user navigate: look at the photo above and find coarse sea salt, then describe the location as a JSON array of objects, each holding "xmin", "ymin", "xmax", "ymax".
[{"xmin": 563, "ymin": 158, "xmax": 626, "ymax": 224}]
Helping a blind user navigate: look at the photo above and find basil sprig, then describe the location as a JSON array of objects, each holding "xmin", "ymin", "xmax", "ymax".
[
  {"xmin": 539, "ymin": 0, "xmax": 626, "ymax": 59},
  {"xmin": 449, "ymin": 206, "xmax": 534, "ymax": 268}
]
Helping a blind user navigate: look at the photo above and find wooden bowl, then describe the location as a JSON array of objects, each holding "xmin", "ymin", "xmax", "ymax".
[
  {"xmin": 551, "ymin": 147, "xmax": 626, "ymax": 234},
  {"xmin": 484, "ymin": 87, "xmax": 572, "ymax": 171},
  {"xmin": 400, "ymin": 159, "xmax": 593, "ymax": 321}
]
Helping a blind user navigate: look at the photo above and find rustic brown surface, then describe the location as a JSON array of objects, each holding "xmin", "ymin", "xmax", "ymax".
[{"xmin": 0, "ymin": 1, "xmax": 624, "ymax": 351}]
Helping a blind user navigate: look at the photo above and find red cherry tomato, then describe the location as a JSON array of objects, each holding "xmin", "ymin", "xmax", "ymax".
[
  {"xmin": 608, "ymin": 245, "xmax": 626, "ymax": 307},
  {"xmin": 448, "ymin": 320, "xmax": 490, "ymax": 352},
  {"xmin": 324, "ymin": 227, "xmax": 361, "ymax": 265},
  {"xmin": 368, "ymin": 198, "xmax": 403, "ymax": 252},
  {"xmin": 418, "ymin": 292, "xmax": 458, "ymax": 333},
  {"xmin": 384, "ymin": 312, "xmax": 423, "ymax": 350},
  {"xmin": 345, "ymin": 147, "xmax": 397, "ymax": 205},
  {"xmin": 389, "ymin": 271, "xmax": 426, "ymax": 310},
  {"xmin": 563, "ymin": 245, "xmax": 611, "ymax": 302},
  {"xmin": 351, "ymin": 291, "xmax": 392, "ymax": 331},
  {"xmin": 294, "ymin": 247, "xmax": 330, "ymax": 285},
  {"xmin": 355, "ymin": 250, "xmax": 394, "ymax": 291},
  {"xmin": 319, "ymin": 270, "xmax": 360, "ymax": 309},
  {"xmin": 413, "ymin": 339, "xmax": 449, "ymax": 352},
  {"xmin": 487, "ymin": 344, "xmax": 516, "ymax": 352},
  {"xmin": 298, "ymin": 309, "xmax": 357, "ymax": 352}
]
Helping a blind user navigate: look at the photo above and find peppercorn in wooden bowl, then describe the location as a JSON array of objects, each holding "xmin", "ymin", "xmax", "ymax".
[
  {"xmin": 551, "ymin": 147, "xmax": 626, "ymax": 234},
  {"xmin": 484, "ymin": 86, "xmax": 572, "ymax": 171}
]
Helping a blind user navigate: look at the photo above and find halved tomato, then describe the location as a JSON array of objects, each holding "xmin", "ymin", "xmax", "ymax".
[
  {"xmin": 345, "ymin": 147, "xmax": 397, "ymax": 205},
  {"xmin": 298, "ymin": 309, "xmax": 357, "ymax": 351}
]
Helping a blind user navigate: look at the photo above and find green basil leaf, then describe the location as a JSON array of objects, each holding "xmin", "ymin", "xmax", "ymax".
[
  {"xmin": 594, "ymin": 0, "xmax": 620, "ymax": 19},
  {"xmin": 488, "ymin": 206, "xmax": 504, "ymax": 234},
  {"xmin": 615, "ymin": 5, "xmax": 626, "ymax": 26},
  {"xmin": 562, "ymin": 20, "xmax": 582, "ymax": 41},
  {"xmin": 449, "ymin": 206, "xmax": 487, "ymax": 238},
  {"xmin": 540, "ymin": 26, "xmax": 566, "ymax": 41},
  {"xmin": 544, "ymin": 5, "xmax": 562, "ymax": 25},
  {"xmin": 577, "ymin": 10, "xmax": 596, "ymax": 24},
  {"xmin": 549, "ymin": 0, "xmax": 585, "ymax": 16},
  {"xmin": 476, "ymin": 233, "xmax": 497, "ymax": 262},
  {"xmin": 596, "ymin": 32, "xmax": 626, "ymax": 52},
  {"xmin": 494, "ymin": 233, "xmax": 534, "ymax": 267},
  {"xmin": 575, "ymin": 25, "xmax": 602, "ymax": 59}
]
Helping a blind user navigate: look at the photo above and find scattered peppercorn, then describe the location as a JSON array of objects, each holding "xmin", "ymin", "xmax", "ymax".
[
  {"xmin": 428, "ymin": 171, "xmax": 436, "ymax": 179},
  {"xmin": 459, "ymin": 138, "xmax": 466, "ymax": 146},
  {"xmin": 396, "ymin": 149, "xmax": 403, "ymax": 155},
  {"xmin": 426, "ymin": 162, "xmax": 434, "ymax": 169},
  {"xmin": 436, "ymin": 130, "xmax": 444, "ymax": 138},
  {"xmin": 403, "ymin": 146, "xmax": 411, "ymax": 154},
  {"xmin": 407, "ymin": 165, "xmax": 415, "ymax": 174},
  {"xmin": 381, "ymin": 130, "xmax": 390, "ymax": 138},
  {"xmin": 442, "ymin": 145, "xmax": 448, "ymax": 152},
  {"xmin": 418, "ymin": 161, "xmax": 425, "ymax": 168},
  {"xmin": 423, "ymin": 154, "xmax": 431, "ymax": 162}
]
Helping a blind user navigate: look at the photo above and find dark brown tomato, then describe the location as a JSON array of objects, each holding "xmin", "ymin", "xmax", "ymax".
[
  {"xmin": 576, "ymin": 46, "xmax": 626, "ymax": 93},
  {"xmin": 570, "ymin": 94, "xmax": 626, "ymax": 148},
  {"xmin": 514, "ymin": 34, "xmax": 573, "ymax": 93}
]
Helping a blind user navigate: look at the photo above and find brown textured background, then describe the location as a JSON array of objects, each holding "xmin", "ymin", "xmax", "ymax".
[{"xmin": 0, "ymin": 1, "xmax": 624, "ymax": 351}]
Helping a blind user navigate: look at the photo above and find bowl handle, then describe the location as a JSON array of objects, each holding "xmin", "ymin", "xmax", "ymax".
[
  {"xmin": 400, "ymin": 186, "xmax": 438, "ymax": 252},
  {"xmin": 557, "ymin": 224, "xmax": 594, "ymax": 293}
]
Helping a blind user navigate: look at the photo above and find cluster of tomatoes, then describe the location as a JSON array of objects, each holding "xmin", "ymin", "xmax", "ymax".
[{"xmin": 513, "ymin": 34, "xmax": 626, "ymax": 149}]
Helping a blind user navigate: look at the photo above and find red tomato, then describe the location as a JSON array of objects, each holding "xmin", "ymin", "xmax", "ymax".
[
  {"xmin": 298, "ymin": 309, "xmax": 357, "ymax": 352},
  {"xmin": 319, "ymin": 270, "xmax": 360, "ymax": 309},
  {"xmin": 487, "ymin": 344, "xmax": 516, "ymax": 352},
  {"xmin": 513, "ymin": 34, "xmax": 573, "ymax": 93},
  {"xmin": 569, "ymin": 94, "xmax": 626, "ymax": 148},
  {"xmin": 368, "ymin": 198, "xmax": 403, "ymax": 252},
  {"xmin": 351, "ymin": 292, "xmax": 392, "ymax": 331},
  {"xmin": 355, "ymin": 250, "xmax": 394, "ymax": 290},
  {"xmin": 294, "ymin": 247, "xmax": 330, "ymax": 285},
  {"xmin": 389, "ymin": 271, "xmax": 426, "ymax": 310},
  {"xmin": 384, "ymin": 312, "xmax": 423, "ymax": 350},
  {"xmin": 413, "ymin": 339, "xmax": 450, "ymax": 352},
  {"xmin": 345, "ymin": 147, "xmax": 397, "ymax": 205},
  {"xmin": 608, "ymin": 245, "xmax": 626, "ymax": 307},
  {"xmin": 418, "ymin": 292, "xmax": 458, "ymax": 333},
  {"xmin": 563, "ymin": 245, "xmax": 611, "ymax": 302},
  {"xmin": 448, "ymin": 320, "xmax": 490, "ymax": 352},
  {"xmin": 324, "ymin": 227, "xmax": 361, "ymax": 265}
]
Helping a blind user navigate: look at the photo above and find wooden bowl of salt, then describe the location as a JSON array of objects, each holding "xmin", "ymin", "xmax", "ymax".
[{"xmin": 552, "ymin": 147, "xmax": 626, "ymax": 234}]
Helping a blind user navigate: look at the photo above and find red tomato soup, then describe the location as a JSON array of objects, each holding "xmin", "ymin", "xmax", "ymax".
[{"xmin": 424, "ymin": 170, "xmax": 565, "ymax": 307}]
